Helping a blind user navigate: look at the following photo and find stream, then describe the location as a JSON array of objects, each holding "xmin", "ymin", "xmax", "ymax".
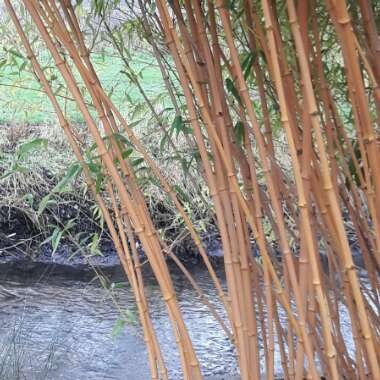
[
  {"xmin": 0, "ymin": 260, "xmax": 239, "ymax": 380},
  {"xmin": 0, "ymin": 256, "xmax": 360, "ymax": 380}
]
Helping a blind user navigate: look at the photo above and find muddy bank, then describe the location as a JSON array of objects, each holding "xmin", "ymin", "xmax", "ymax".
[
  {"xmin": 0, "ymin": 200, "xmax": 227, "ymax": 277},
  {"xmin": 0, "ymin": 234, "xmax": 229, "ymax": 279},
  {"xmin": 0, "ymin": 193, "xmax": 222, "ymax": 272},
  {"xmin": 0, "ymin": 232, "xmax": 366, "ymax": 279}
]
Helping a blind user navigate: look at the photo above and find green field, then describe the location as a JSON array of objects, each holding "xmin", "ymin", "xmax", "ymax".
[{"xmin": 0, "ymin": 50, "xmax": 165, "ymax": 125}]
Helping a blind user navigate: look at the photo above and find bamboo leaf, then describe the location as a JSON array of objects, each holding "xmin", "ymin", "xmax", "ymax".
[
  {"xmin": 51, "ymin": 227, "xmax": 63, "ymax": 256},
  {"xmin": 89, "ymin": 232, "xmax": 102, "ymax": 256},
  {"xmin": 17, "ymin": 138, "xmax": 48, "ymax": 160},
  {"xmin": 131, "ymin": 157, "xmax": 145, "ymax": 168},
  {"xmin": 159, "ymin": 135, "xmax": 167, "ymax": 153},
  {"xmin": 88, "ymin": 162, "xmax": 101, "ymax": 174},
  {"xmin": 225, "ymin": 78, "xmax": 242, "ymax": 105},
  {"xmin": 111, "ymin": 315, "xmax": 127, "ymax": 342},
  {"xmin": 4, "ymin": 47, "xmax": 24, "ymax": 59},
  {"xmin": 53, "ymin": 163, "xmax": 82, "ymax": 193},
  {"xmin": 121, "ymin": 148, "xmax": 134, "ymax": 159},
  {"xmin": 173, "ymin": 184, "xmax": 190, "ymax": 204},
  {"xmin": 129, "ymin": 119, "xmax": 142, "ymax": 129},
  {"xmin": 37, "ymin": 195, "xmax": 56, "ymax": 217},
  {"xmin": 95, "ymin": 172, "xmax": 104, "ymax": 193},
  {"xmin": 234, "ymin": 121, "xmax": 245, "ymax": 147},
  {"xmin": 172, "ymin": 115, "xmax": 183, "ymax": 137}
]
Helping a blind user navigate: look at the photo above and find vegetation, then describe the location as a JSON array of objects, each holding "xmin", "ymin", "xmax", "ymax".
[
  {"xmin": 1, "ymin": 0, "xmax": 380, "ymax": 379},
  {"xmin": 0, "ymin": 3, "xmax": 209, "ymax": 255},
  {"xmin": 0, "ymin": 318, "xmax": 57, "ymax": 380}
]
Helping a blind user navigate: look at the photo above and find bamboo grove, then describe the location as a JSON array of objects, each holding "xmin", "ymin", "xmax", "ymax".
[{"xmin": 4, "ymin": 0, "xmax": 380, "ymax": 379}]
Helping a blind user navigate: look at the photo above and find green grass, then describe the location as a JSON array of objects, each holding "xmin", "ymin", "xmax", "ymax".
[{"xmin": 0, "ymin": 50, "xmax": 165, "ymax": 125}]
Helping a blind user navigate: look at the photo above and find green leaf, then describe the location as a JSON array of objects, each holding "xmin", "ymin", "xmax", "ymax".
[
  {"xmin": 125, "ymin": 310, "xmax": 136, "ymax": 325},
  {"xmin": 91, "ymin": 204, "xmax": 104, "ymax": 229},
  {"xmin": 38, "ymin": 195, "xmax": 56, "ymax": 217},
  {"xmin": 89, "ymin": 232, "xmax": 102, "ymax": 256},
  {"xmin": 93, "ymin": 0, "xmax": 105, "ymax": 15},
  {"xmin": 63, "ymin": 218, "xmax": 76, "ymax": 232},
  {"xmin": 5, "ymin": 48, "xmax": 24, "ymax": 59},
  {"xmin": 0, "ymin": 171, "xmax": 13, "ymax": 181},
  {"xmin": 88, "ymin": 162, "xmax": 101, "ymax": 174},
  {"xmin": 95, "ymin": 172, "xmax": 104, "ymax": 193},
  {"xmin": 87, "ymin": 142, "xmax": 98, "ymax": 153},
  {"xmin": 19, "ymin": 61, "xmax": 27, "ymax": 72},
  {"xmin": 150, "ymin": 1, "xmax": 157, "ymax": 13},
  {"xmin": 110, "ymin": 282, "xmax": 125, "ymax": 289},
  {"xmin": 121, "ymin": 148, "xmax": 133, "ymax": 159},
  {"xmin": 106, "ymin": 133, "xmax": 130, "ymax": 150},
  {"xmin": 160, "ymin": 133, "xmax": 168, "ymax": 152},
  {"xmin": 112, "ymin": 315, "xmax": 127, "ymax": 342},
  {"xmin": 181, "ymin": 157, "xmax": 193, "ymax": 177},
  {"xmin": 17, "ymin": 138, "xmax": 48, "ymax": 160},
  {"xmin": 51, "ymin": 227, "xmax": 63, "ymax": 256},
  {"xmin": 120, "ymin": 70, "xmax": 138, "ymax": 84},
  {"xmin": 131, "ymin": 157, "xmax": 144, "ymax": 167},
  {"xmin": 53, "ymin": 163, "xmax": 82, "ymax": 193},
  {"xmin": 234, "ymin": 121, "xmax": 245, "ymax": 147},
  {"xmin": 170, "ymin": 115, "xmax": 192, "ymax": 139},
  {"xmin": 172, "ymin": 115, "xmax": 183, "ymax": 137},
  {"xmin": 223, "ymin": 0, "xmax": 233, "ymax": 10},
  {"xmin": 128, "ymin": 119, "xmax": 142, "ymax": 129},
  {"xmin": 22, "ymin": 193, "xmax": 34, "ymax": 206},
  {"xmin": 225, "ymin": 78, "xmax": 242, "ymax": 105},
  {"xmin": 0, "ymin": 59, "xmax": 7, "ymax": 69},
  {"xmin": 173, "ymin": 184, "xmax": 190, "ymax": 204},
  {"xmin": 241, "ymin": 52, "xmax": 256, "ymax": 80}
]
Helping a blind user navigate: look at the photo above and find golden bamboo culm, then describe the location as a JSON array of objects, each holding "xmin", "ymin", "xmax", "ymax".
[{"xmin": 5, "ymin": 0, "xmax": 380, "ymax": 379}]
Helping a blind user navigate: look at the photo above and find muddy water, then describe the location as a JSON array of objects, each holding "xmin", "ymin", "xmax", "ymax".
[{"xmin": 0, "ymin": 261, "xmax": 239, "ymax": 380}]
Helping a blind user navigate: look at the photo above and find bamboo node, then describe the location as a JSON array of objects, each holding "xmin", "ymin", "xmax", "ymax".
[
  {"xmin": 264, "ymin": 25, "xmax": 274, "ymax": 32},
  {"xmin": 337, "ymin": 16, "xmax": 351, "ymax": 25},
  {"xmin": 163, "ymin": 294, "xmax": 175, "ymax": 302},
  {"xmin": 97, "ymin": 148, "xmax": 108, "ymax": 157},
  {"xmin": 86, "ymin": 179, "xmax": 95, "ymax": 187},
  {"xmin": 364, "ymin": 135, "xmax": 376, "ymax": 143},
  {"xmin": 344, "ymin": 264, "xmax": 355, "ymax": 272},
  {"xmin": 55, "ymin": 59, "xmax": 66, "ymax": 68}
]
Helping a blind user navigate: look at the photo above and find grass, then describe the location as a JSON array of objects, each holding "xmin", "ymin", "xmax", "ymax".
[
  {"xmin": 0, "ymin": 50, "xmax": 165, "ymax": 125},
  {"xmin": 0, "ymin": 41, "xmax": 211, "ymax": 256},
  {"xmin": 0, "ymin": 317, "xmax": 57, "ymax": 380}
]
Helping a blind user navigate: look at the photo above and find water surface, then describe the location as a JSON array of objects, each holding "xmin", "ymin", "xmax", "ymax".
[
  {"xmin": 0, "ymin": 261, "xmax": 238, "ymax": 380},
  {"xmin": 0, "ymin": 258, "xmax": 362, "ymax": 379}
]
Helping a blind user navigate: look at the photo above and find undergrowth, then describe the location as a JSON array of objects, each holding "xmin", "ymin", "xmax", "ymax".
[{"xmin": 0, "ymin": 123, "xmax": 213, "ymax": 259}]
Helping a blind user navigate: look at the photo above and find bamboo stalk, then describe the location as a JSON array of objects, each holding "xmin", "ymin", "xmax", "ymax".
[{"xmin": 8, "ymin": 1, "xmax": 380, "ymax": 378}]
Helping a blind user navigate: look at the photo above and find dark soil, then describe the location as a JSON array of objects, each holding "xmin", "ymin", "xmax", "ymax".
[{"xmin": 0, "ymin": 197, "xmax": 225, "ymax": 276}]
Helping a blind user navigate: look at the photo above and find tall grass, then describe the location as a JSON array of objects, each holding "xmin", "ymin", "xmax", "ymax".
[{"xmin": 0, "ymin": 317, "xmax": 57, "ymax": 380}]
